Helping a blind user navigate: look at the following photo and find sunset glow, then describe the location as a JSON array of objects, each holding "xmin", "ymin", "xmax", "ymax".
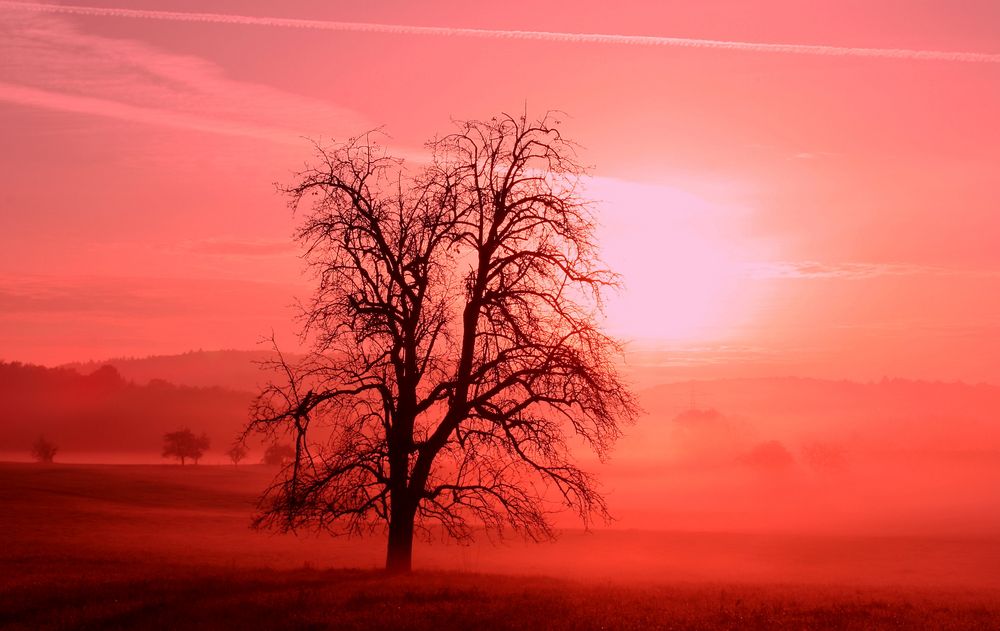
[
  {"xmin": 3, "ymin": 2, "xmax": 1000, "ymax": 625},
  {"xmin": 0, "ymin": 2, "xmax": 1000, "ymax": 381},
  {"xmin": 2, "ymin": 0, "xmax": 998, "ymax": 383}
]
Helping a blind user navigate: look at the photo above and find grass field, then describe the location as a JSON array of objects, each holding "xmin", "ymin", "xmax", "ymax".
[{"xmin": 2, "ymin": 462, "xmax": 999, "ymax": 629}]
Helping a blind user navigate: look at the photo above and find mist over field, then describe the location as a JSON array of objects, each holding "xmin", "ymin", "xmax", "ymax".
[
  {"xmin": 5, "ymin": 454, "xmax": 1000, "ymax": 629},
  {"xmin": 4, "ymin": 353, "xmax": 999, "ymax": 538}
]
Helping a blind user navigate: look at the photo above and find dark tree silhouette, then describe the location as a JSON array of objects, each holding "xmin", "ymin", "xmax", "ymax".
[
  {"xmin": 246, "ymin": 112, "xmax": 638, "ymax": 572},
  {"xmin": 262, "ymin": 442, "xmax": 295, "ymax": 466},
  {"xmin": 227, "ymin": 442, "xmax": 249, "ymax": 466},
  {"xmin": 31, "ymin": 436, "xmax": 58, "ymax": 463},
  {"xmin": 162, "ymin": 428, "xmax": 210, "ymax": 465}
]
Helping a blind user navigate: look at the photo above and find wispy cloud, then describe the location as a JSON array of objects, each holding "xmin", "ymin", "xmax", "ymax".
[
  {"xmin": 0, "ymin": 9, "xmax": 365, "ymax": 141},
  {"xmin": 0, "ymin": 274, "xmax": 305, "ymax": 364},
  {"xmin": 0, "ymin": 274, "xmax": 299, "ymax": 316},
  {"xmin": 0, "ymin": 275, "xmax": 159, "ymax": 315},
  {"xmin": 0, "ymin": 81, "xmax": 307, "ymax": 142},
  {"xmin": 178, "ymin": 238, "xmax": 298, "ymax": 257},
  {"xmin": 747, "ymin": 261, "xmax": 1000, "ymax": 280},
  {"xmin": 626, "ymin": 343, "xmax": 784, "ymax": 367},
  {"xmin": 3, "ymin": 1, "xmax": 999, "ymax": 64}
]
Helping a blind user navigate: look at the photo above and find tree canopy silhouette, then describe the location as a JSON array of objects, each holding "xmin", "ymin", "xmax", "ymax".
[
  {"xmin": 262, "ymin": 442, "xmax": 295, "ymax": 466},
  {"xmin": 227, "ymin": 442, "xmax": 248, "ymax": 466},
  {"xmin": 31, "ymin": 436, "xmax": 58, "ymax": 464},
  {"xmin": 162, "ymin": 428, "xmax": 210, "ymax": 465},
  {"xmin": 246, "ymin": 112, "xmax": 638, "ymax": 572}
]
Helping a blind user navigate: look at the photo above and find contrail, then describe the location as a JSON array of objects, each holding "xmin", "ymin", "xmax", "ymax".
[{"xmin": 3, "ymin": 0, "xmax": 999, "ymax": 64}]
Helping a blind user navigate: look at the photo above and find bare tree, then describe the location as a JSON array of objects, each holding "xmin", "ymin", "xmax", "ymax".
[
  {"xmin": 246, "ymin": 112, "xmax": 638, "ymax": 572},
  {"xmin": 162, "ymin": 428, "xmax": 210, "ymax": 465},
  {"xmin": 31, "ymin": 436, "xmax": 57, "ymax": 463},
  {"xmin": 227, "ymin": 443, "xmax": 249, "ymax": 466}
]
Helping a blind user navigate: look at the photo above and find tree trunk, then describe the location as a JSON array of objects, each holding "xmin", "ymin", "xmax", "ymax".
[{"xmin": 385, "ymin": 499, "xmax": 416, "ymax": 572}]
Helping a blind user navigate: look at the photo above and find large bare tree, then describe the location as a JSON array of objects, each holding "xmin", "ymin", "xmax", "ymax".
[{"xmin": 246, "ymin": 112, "xmax": 638, "ymax": 572}]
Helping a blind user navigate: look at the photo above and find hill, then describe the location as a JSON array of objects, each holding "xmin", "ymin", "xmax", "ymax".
[
  {"xmin": 0, "ymin": 362, "xmax": 254, "ymax": 461},
  {"xmin": 62, "ymin": 349, "xmax": 286, "ymax": 392}
]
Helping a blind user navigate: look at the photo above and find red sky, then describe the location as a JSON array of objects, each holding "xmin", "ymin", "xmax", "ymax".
[{"xmin": 1, "ymin": 0, "xmax": 999, "ymax": 382}]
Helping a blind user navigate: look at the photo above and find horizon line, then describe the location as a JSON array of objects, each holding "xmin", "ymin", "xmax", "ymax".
[
  {"xmin": 2, "ymin": 1, "xmax": 999, "ymax": 64},
  {"xmin": 5, "ymin": 352, "xmax": 1000, "ymax": 388}
]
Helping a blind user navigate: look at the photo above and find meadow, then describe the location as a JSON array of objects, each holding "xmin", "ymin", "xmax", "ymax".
[{"xmin": 2, "ymin": 462, "xmax": 999, "ymax": 630}]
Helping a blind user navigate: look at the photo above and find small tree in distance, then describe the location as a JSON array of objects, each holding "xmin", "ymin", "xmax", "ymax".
[
  {"xmin": 262, "ymin": 442, "xmax": 295, "ymax": 466},
  {"xmin": 227, "ymin": 443, "xmax": 249, "ymax": 466},
  {"xmin": 246, "ymin": 112, "xmax": 638, "ymax": 572},
  {"xmin": 162, "ymin": 428, "xmax": 210, "ymax": 465},
  {"xmin": 31, "ymin": 436, "xmax": 58, "ymax": 463}
]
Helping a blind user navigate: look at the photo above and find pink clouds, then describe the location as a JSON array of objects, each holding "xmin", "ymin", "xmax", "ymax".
[
  {"xmin": 745, "ymin": 261, "xmax": 1000, "ymax": 280},
  {"xmin": 178, "ymin": 237, "xmax": 297, "ymax": 257},
  {"xmin": 0, "ymin": 81, "xmax": 306, "ymax": 142},
  {"xmin": 0, "ymin": 9, "xmax": 366, "ymax": 141},
  {"xmin": 0, "ymin": 274, "xmax": 304, "ymax": 364}
]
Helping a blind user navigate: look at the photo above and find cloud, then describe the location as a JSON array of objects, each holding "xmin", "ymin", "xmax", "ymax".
[
  {"xmin": 0, "ymin": 276, "xmax": 157, "ymax": 315},
  {"xmin": 0, "ymin": 274, "xmax": 306, "ymax": 364},
  {"xmin": 3, "ymin": 1, "xmax": 999, "ymax": 64},
  {"xmin": 0, "ymin": 8, "xmax": 366, "ymax": 141},
  {"xmin": 179, "ymin": 238, "xmax": 298, "ymax": 257},
  {"xmin": 0, "ymin": 81, "xmax": 306, "ymax": 143},
  {"xmin": 745, "ymin": 261, "xmax": 999, "ymax": 280},
  {"xmin": 0, "ymin": 274, "xmax": 301, "ymax": 317}
]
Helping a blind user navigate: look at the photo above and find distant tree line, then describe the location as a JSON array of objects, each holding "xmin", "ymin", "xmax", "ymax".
[{"xmin": 1, "ymin": 361, "xmax": 252, "ymax": 454}]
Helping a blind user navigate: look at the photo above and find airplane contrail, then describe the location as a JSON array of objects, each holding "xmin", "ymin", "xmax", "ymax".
[{"xmin": 2, "ymin": 0, "xmax": 999, "ymax": 64}]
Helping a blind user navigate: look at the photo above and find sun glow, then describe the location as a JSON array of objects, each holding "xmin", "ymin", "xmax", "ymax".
[{"xmin": 589, "ymin": 177, "xmax": 757, "ymax": 343}]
